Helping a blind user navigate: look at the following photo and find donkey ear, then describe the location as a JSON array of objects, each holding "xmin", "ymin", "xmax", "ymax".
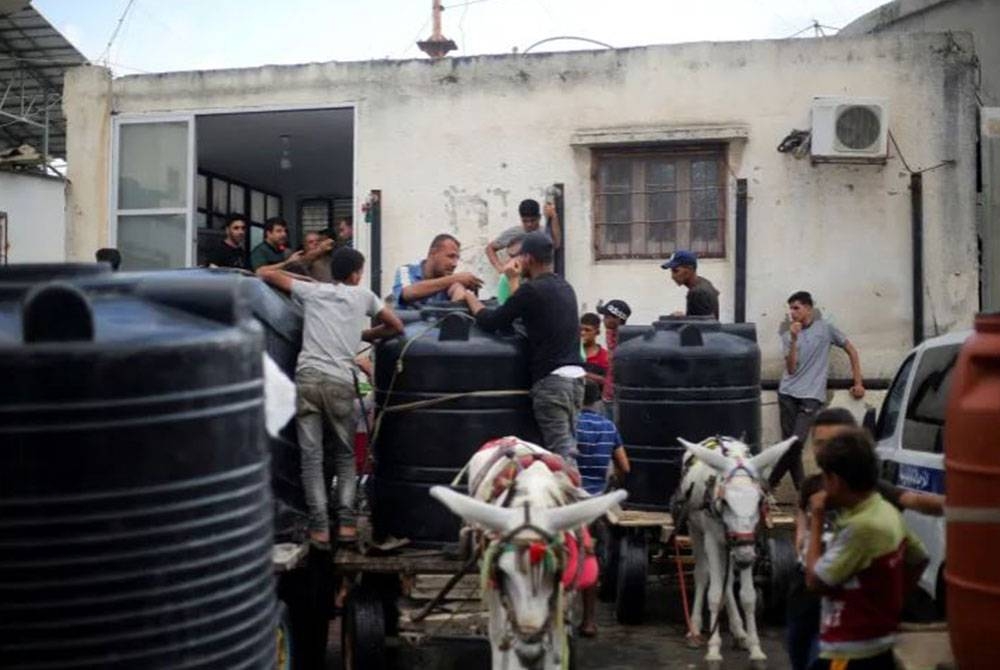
[
  {"xmin": 749, "ymin": 437, "xmax": 797, "ymax": 477},
  {"xmin": 430, "ymin": 486, "xmax": 518, "ymax": 533},
  {"xmin": 682, "ymin": 440, "xmax": 733, "ymax": 473},
  {"xmin": 542, "ymin": 489, "xmax": 628, "ymax": 534}
]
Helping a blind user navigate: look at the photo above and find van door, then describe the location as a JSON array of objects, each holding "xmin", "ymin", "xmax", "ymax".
[
  {"xmin": 894, "ymin": 343, "xmax": 960, "ymax": 596},
  {"xmin": 111, "ymin": 116, "xmax": 195, "ymax": 269},
  {"xmin": 874, "ymin": 352, "xmax": 916, "ymax": 475}
]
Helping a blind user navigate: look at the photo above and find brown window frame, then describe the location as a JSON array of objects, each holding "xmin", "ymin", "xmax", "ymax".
[{"xmin": 591, "ymin": 143, "xmax": 728, "ymax": 261}]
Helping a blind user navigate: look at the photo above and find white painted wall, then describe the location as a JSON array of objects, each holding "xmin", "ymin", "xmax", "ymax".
[
  {"xmin": 841, "ymin": 0, "xmax": 1000, "ymax": 106},
  {"xmin": 62, "ymin": 32, "xmax": 979, "ymax": 385},
  {"xmin": 0, "ymin": 171, "xmax": 67, "ymax": 263}
]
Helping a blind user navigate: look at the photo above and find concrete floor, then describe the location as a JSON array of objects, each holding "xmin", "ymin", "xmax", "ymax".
[{"xmin": 327, "ymin": 577, "xmax": 792, "ymax": 669}]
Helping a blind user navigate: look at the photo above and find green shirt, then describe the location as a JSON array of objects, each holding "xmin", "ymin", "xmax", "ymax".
[{"xmin": 250, "ymin": 242, "xmax": 288, "ymax": 270}]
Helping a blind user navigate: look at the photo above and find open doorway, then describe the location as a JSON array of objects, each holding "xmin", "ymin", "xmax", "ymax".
[{"xmin": 195, "ymin": 107, "xmax": 354, "ymax": 267}]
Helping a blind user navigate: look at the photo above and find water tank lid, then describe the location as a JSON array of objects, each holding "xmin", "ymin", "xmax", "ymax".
[
  {"xmin": 22, "ymin": 282, "xmax": 94, "ymax": 343},
  {"xmin": 678, "ymin": 323, "xmax": 704, "ymax": 347}
]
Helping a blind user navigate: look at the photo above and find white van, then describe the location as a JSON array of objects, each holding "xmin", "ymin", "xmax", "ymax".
[{"xmin": 869, "ymin": 329, "xmax": 970, "ymax": 607}]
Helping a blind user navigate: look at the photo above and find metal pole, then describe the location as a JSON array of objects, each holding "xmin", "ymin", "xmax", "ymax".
[
  {"xmin": 911, "ymin": 173, "xmax": 924, "ymax": 345},
  {"xmin": 735, "ymin": 179, "xmax": 748, "ymax": 323},
  {"xmin": 42, "ymin": 97, "xmax": 49, "ymax": 174},
  {"xmin": 432, "ymin": 0, "xmax": 442, "ymax": 39}
]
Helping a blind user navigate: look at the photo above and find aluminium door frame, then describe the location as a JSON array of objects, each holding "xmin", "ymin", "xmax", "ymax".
[
  {"xmin": 109, "ymin": 113, "xmax": 197, "ymax": 266},
  {"xmin": 108, "ymin": 102, "xmax": 359, "ymax": 269}
]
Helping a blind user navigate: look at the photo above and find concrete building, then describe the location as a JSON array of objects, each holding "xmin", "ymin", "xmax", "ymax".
[
  {"xmin": 61, "ymin": 32, "xmax": 981, "ymax": 437},
  {"xmin": 841, "ymin": 0, "xmax": 999, "ymax": 106},
  {"xmin": 0, "ymin": 171, "xmax": 66, "ymax": 262},
  {"xmin": 841, "ymin": 0, "xmax": 1000, "ymax": 320},
  {"xmin": 0, "ymin": 5, "xmax": 87, "ymax": 264}
]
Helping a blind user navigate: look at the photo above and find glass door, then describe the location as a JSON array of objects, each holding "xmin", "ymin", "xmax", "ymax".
[{"xmin": 111, "ymin": 115, "xmax": 195, "ymax": 269}]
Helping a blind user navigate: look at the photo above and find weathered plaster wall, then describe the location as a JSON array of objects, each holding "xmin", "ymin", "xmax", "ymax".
[
  {"xmin": 842, "ymin": 0, "xmax": 1000, "ymax": 105},
  {"xmin": 63, "ymin": 66, "xmax": 112, "ymax": 261},
  {"xmin": 0, "ymin": 171, "xmax": 66, "ymax": 262},
  {"xmin": 62, "ymin": 33, "xmax": 979, "ymax": 382}
]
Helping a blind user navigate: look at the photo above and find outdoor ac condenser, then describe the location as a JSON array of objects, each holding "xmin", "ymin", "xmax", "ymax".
[{"xmin": 810, "ymin": 96, "xmax": 889, "ymax": 161}]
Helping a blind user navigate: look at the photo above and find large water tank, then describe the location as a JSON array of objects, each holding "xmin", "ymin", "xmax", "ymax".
[
  {"xmin": 372, "ymin": 307, "xmax": 540, "ymax": 546},
  {"xmin": 613, "ymin": 320, "xmax": 761, "ymax": 510},
  {"xmin": 945, "ymin": 312, "xmax": 1000, "ymax": 670},
  {"xmin": 0, "ymin": 265, "xmax": 277, "ymax": 669}
]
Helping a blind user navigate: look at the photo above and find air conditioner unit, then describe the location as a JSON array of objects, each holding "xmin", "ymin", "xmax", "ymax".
[{"xmin": 810, "ymin": 97, "xmax": 889, "ymax": 161}]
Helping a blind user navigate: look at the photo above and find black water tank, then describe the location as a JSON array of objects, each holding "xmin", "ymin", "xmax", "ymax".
[
  {"xmin": 0, "ymin": 265, "xmax": 277, "ymax": 669},
  {"xmin": 372, "ymin": 307, "xmax": 540, "ymax": 546},
  {"xmin": 614, "ymin": 320, "xmax": 761, "ymax": 510}
]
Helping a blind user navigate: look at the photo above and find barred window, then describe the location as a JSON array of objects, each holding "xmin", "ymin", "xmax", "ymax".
[{"xmin": 592, "ymin": 145, "xmax": 727, "ymax": 260}]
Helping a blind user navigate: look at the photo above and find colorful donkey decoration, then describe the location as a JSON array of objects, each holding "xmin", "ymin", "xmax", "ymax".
[
  {"xmin": 671, "ymin": 435, "xmax": 796, "ymax": 668},
  {"xmin": 431, "ymin": 437, "xmax": 627, "ymax": 670}
]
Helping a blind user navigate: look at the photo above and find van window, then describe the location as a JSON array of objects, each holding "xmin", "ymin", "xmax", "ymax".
[
  {"xmin": 901, "ymin": 344, "xmax": 961, "ymax": 454},
  {"xmin": 876, "ymin": 354, "xmax": 915, "ymax": 441}
]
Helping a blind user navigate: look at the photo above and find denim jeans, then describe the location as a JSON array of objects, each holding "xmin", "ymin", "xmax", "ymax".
[
  {"xmin": 530, "ymin": 374, "xmax": 584, "ymax": 463},
  {"xmin": 786, "ymin": 567, "xmax": 820, "ymax": 670},
  {"xmin": 770, "ymin": 394, "xmax": 824, "ymax": 490},
  {"xmin": 296, "ymin": 371, "xmax": 358, "ymax": 533}
]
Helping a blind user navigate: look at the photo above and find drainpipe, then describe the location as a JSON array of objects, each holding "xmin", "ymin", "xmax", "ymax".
[
  {"xmin": 734, "ymin": 179, "xmax": 748, "ymax": 323},
  {"xmin": 911, "ymin": 173, "xmax": 924, "ymax": 346}
]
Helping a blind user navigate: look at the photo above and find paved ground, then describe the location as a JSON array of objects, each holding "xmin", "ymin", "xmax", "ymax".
[{"xmin": 327, "ymin": 577, "xmax": 791, "ymax": 669}]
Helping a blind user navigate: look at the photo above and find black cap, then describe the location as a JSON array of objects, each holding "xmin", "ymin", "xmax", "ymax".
[
  {"xmin": 518, "ymin": 199, "xmax": 541, "ymax": 218},
  {"xmin": 598, "ymin": 299, "xmax": 631, "ymax": 323},
  {"xmin": 519, "ymin": 230, "xmax": 553, "ymax": 262}
]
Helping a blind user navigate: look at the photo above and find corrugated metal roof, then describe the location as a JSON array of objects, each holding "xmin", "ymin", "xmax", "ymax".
[{"xmin": 0, "ymin": 4, "xmax": 87, "ymax": 159}]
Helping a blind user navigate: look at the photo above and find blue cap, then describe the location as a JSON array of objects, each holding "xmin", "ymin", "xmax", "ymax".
[{"xmin": 661, "ymin": 250, "xmax": 697, "ymax": 270}]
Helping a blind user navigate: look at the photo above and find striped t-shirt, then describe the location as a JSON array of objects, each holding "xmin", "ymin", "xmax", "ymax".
[{"xmin": 576, "ymin": 409, "xmax": 622, "ymax": 495}]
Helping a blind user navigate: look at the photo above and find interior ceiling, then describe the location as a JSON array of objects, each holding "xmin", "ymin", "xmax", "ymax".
[{"xmin": 197, "ymin": 108, "xmax": 353, "ymax": 197}]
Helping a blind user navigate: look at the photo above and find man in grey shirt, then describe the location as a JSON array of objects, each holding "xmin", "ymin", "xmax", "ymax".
[
  {"xmin": 769, "ymin": 291, "xmax": 865, "ymax": 491},
  {"xmin": 485, "ymin": 198, "xmax": 562, "ymax": 273}
]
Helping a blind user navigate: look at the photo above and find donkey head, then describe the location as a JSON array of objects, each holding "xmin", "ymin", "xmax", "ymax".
[
  {"xmin": 431, "ymin": 483, "xmax": 626, "ymax": 666},
  {"xmin": 680, "ymin": 436, "xmax": 796, "ymax": 570}
]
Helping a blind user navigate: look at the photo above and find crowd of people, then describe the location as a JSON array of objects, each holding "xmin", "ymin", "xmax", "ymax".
[{"xmin": 92, "ymin": 196, "xmax": 937, "ymax": 670}]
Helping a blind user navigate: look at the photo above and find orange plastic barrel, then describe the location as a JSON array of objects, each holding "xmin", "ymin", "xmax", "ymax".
[{"xmin": 945, "ymin": 313, "xmax": 1000, "ymax": 669}]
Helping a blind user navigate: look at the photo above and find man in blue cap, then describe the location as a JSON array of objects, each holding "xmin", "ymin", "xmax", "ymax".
[{"xmin": 662, "ymin": 250, "xmax": 719, "ymax": 319}]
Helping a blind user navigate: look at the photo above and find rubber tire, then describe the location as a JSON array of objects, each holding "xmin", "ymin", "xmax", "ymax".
[
  {"xmin": 614, "ymin": 533, "xmax": 648, "ymax": 625},
  {"xmin": 342, "ymin": 585, "xmax": 387, "ymax": 670},
  {"xmin": 276, "ymin": 601, "xmax": 293, "ymax": 670},
  {"xmin": 595, "ymin": 522, "xmax": 619, "ymax": 602},
  {"xmin": 276, "ymin": 554, "xmax": 330, "ymax": 670},
  {"xmin": 763, "ymin": 534, "xmax": 797, "ymax": 624}
]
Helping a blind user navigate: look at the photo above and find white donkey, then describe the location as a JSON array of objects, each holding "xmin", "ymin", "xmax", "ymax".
[
  {"xmin": 672, "ymin": 435, "xmax": 795, "ymax": 668},
  {"xmin": 431, "ymin": 436, "xmax": 626, "ymax": 670}
]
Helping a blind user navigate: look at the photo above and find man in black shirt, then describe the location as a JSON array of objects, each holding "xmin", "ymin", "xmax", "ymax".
[
  {"xmin": 662, "ymin": 249, "xmax": 719, "ymax": 319},
  {"xmin": 205, "ymin": 215, "xmax": 248, "ymax": 269},
  {"xmin": 463, "ymin": 231, "xmax": 585, "ymax": 463}
]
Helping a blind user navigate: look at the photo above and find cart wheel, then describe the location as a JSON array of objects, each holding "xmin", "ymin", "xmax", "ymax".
[
  {"xmin": 595, "ymin": 522, "xmax": 619, "ymax": 602},
  {"xmin": 276, "ymin": 553, "xmax": 330, "ymax": 670},
  {"xmin": 276, "ymin": 601, "xmax": 293, "ymax": 670},
  {"xmin": 342, "ymin": 585, "xmax": 387, "ymax": 670},
  {"xmin": 763, "ymin": 534, "xmax": 796, "ymax": 623},
  {"xmin": 614, "ymin": 533, "xmax": 648, "ymax": 625}
]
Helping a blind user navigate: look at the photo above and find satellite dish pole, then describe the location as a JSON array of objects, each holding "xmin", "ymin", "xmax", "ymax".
[{"xmin": 418, "ymin": 0, "xmax": 457, "ymax": 59}]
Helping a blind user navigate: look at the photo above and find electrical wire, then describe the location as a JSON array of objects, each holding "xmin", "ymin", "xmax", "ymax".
[
  {"xmin": 887, "ymin": 130, "xmax": 955, "ymax": 175},
  {"xmin": 522, "ymin": 36, "xmax": 614, "ymax": 54},
  {"xmin": 97, "ymin": 0, "xmax": 140, "ymax": 65}
]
